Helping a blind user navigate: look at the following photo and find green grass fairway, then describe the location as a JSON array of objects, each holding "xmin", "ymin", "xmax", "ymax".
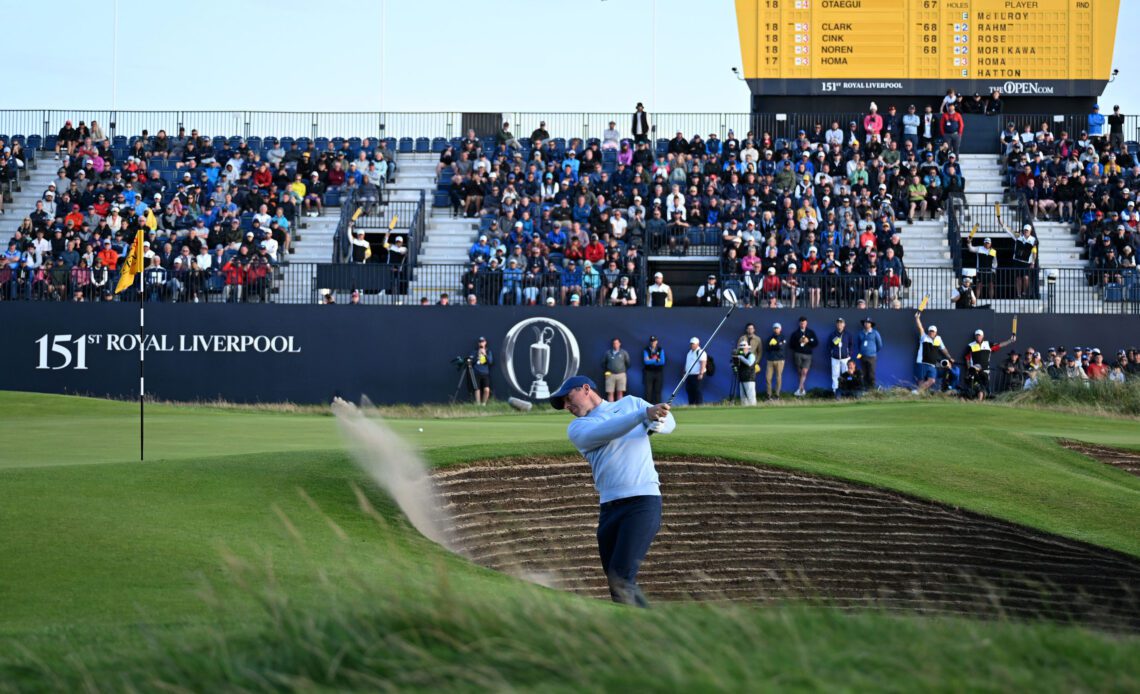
[{"xmin": 2, "ymin": 391, "xmax": 1139, "ymax": 690}]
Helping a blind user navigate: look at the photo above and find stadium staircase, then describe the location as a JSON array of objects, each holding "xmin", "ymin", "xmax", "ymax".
[
  {"xmin": 8, "ymin": 160, "xmax": 56, "ymax": 223},
  {"xmin": 951, "ymin": 153, "xmax": 1095, "ymax": 312},
  {"xmin": 400, "ymin": 154, "xmax": 476, "ymax": 303},
  {"xmin": 280, "ymin": 156, "xmax": 441, "ymax": 303}
]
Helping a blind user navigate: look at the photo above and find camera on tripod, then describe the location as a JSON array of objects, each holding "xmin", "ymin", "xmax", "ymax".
[{"xmin": 451, "ymin": 355, "xmax": 474, "ymax": 371}]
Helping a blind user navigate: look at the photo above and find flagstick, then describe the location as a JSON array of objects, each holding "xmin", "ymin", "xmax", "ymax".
[{"xmin": 138, "ymin": 263, "xmax": 145, "ymax": 461}]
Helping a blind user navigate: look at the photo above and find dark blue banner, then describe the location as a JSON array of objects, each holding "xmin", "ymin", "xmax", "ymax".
[{"xmin": 0, "ymin": 304, "xmax": 1136, "ymax": 405}]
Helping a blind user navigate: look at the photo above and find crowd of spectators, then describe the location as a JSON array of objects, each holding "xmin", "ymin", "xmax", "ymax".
[
  {"xmin": 1002, "ymin": 105, "xmax": 1140, "ymax": 289},
  {"xmin": 437, "ymin": 101, "xmax": 975, "ymax": 308},
  {"xmin": 1, "ymin": 122, "xmax": 397, "ymax": 302}
]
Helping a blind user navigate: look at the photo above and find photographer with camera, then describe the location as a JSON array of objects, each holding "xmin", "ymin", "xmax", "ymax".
[
  {"xmin": 913, "ymin": 312, "xmax": 953, "ymax": 394},
  {"xmin": 961, "ymin": 328, "xmax": 1016, "ymax": 399},
  {"xmin": 733, "ymin": 339, "xmax": 758, "ymax": 406},
  {"xmin": 836, "ymin": 358, "xmax": 864, "ymax": 399},
  {"xmin": 468, "ymin": 336, "xmax": 494, "ymax": 405}
]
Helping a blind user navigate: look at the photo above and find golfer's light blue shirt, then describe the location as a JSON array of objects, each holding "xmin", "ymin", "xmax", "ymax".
[{"xmin": 567, "ymin": 396, "xmax": 676, "ymax": 504}]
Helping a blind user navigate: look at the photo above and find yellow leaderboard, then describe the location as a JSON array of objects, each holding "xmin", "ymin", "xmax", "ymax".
[{"xmin": 736, "ymin": 0, "xmax": 1120, "ymax": 96}]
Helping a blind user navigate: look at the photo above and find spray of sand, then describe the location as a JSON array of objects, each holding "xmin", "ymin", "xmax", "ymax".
[
  {"xmin": 330, "ymin": 397, "xmax": 562, "ymax": 589},
  {"xmin": 331, "ymin": 397, "xmax": 452, "ymax": 548}
]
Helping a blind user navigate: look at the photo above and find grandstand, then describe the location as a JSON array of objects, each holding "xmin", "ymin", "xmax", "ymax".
[{"xmin": 0, "ymin": 109, "xmax": 1136, "ymax": 312}]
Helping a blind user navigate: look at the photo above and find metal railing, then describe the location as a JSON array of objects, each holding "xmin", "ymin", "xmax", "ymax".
[
  {"xmin": 6, "ymin": 110, "xmax": 1139, "ymax": 153},
  {"xmin": 715, "ymin": 266, "xmax": 1138, "ymax": 315},
  {"xmin": 331, "ymin": 188, "xmax": 426, "ymax": 265},
  {"xmin": 3, "ymin": 264, "xmax": 1131, "ymax": 313}
]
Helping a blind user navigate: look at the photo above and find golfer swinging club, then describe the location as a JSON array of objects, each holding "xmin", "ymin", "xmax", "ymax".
[{"xmin": 549, "ymin": 375, "xmax": 675, "ymax": 607}]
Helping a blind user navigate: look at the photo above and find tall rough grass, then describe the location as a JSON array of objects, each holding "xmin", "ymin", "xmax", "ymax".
[
  {"xmin": 1002, "ymin": 377, "xmax": 1140, "ymax": 417},
  {"xmin": 7, "ymin": 494, "xmax": 1140, "ymax": 693}
]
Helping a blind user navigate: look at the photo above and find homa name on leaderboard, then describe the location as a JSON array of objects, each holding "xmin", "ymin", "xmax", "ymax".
[{"xmin": 752, "ymin": 0, "xmax": 1102, "ymax": 83}]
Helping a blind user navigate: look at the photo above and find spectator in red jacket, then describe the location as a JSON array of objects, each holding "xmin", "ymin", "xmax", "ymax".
[
  {"xmin": 940, "ymin": 104, "xmax": 965, "ymax": 155},
  {"xmin": 253, "ymin": 162, "xmax": 273, "ymax": 189},
  {"xmin": 584, "ymin": 235, "xmax": 606, "ymax": 264}
]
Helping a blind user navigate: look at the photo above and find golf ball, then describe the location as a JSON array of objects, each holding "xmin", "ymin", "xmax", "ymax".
[{"xmin": 418, "ymin": 427, "xmax": 424, "ymax": 432}]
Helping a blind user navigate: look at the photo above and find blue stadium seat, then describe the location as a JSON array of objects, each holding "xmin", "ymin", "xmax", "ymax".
[
  {"xmin": 44, "ymin": 135, "xmax": 57, "ymax": 151},
  {"xmin": 280, "ymin": 137, "xmax": 295, "ymax": 149},
  {"xmin": 228, "ymin": 136, "xmax": 242, "ymax": 147},
  {"xmin": 704, "ymin": 229, "xmax": 721, "ymax": 245},
  {"xmin": 323, "ymin": 190, "xmax": 341, "ymax": 206},
  {"xmin": 519, "ymin": 137, "xmax": 531, "ymax": 148},
  {"xmin": 415, "ymin": 137, "xmax": 430, "ymax": 153},
  {"xmin": 688, "ymin": 229, "xmax": 703, "ymax": 247},
  {"xmin": 1129, "ymin": 285, "xmax": 1140, "ymax": 302},
  {"xmin": 479, "ymin": 214, "xmax": 497, "ymax": 232},
  {"xmin": 1103, "ymin": 284, "xmax": 1124, "ymax": 302},
  {"xmin": 655, "ymin": 139, "xmax": 669, "ymax": 155},
  {"xmin": 449, "ymin": 137, "xmax": 463, "ymax": 150},
  {"xmin": 212, "ymin": 136, "xmax": 226, "ymax": 149},
  {"xmin": 11, "ymin": 134, "xmax": 26, "ymax": 145},
  {"xmin": 0, "ymin": 135, "xmax": 7, "ymax": 144},
  {"xmin": 398, "ymin": 137, "xmax": 413, "ymax": 153},
  {"xmin": 240, "ymin": 212, "xmax": 255, "ymax": 231},
  {"xmin": 587, "ymin": 138, "xmax": 601, "ymax": 148},
  {"xmin": 347, "ymin": 137, "xmax": 361, "ymax": 147},
  {"xmin": 112, "ymin": 136, "xmax": 127, "ymax": 147},
  {"xmin": 433, "ymin": 191, "xmax": 450, "ymax": 207},
  {"xmin": 246, "ymin": 137, "xmax": 261, "ymax": 150},
  {"xmin": 431, "ymin": 137, "xmax": 448, "ymax": 152},
  {"xmin": 1126, "ymin": 141, "xmax": 1140, "ymax": 156},
  {"xmin": 384, "ymin": 137, "xmax": 396, "ymax": 150},
  {"xmin": 553, "ymin": 137, "xmax": 566, "ymax": 151},
  {"xmin": 28, "ymin": 135, "xmax": 42, "ymax": 150},
  {"xmin": 297, "ymin": 137, "xmax": 312, "ymax": 149},
  {"xmin": 602, "ymin": 150, "xmax": 617, "ymax": 163}
]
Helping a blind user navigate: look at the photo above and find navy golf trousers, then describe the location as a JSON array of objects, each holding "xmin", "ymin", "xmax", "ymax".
[{"xmin": 597, "ymin": 494, "xmax": 662, "ymax": 607}]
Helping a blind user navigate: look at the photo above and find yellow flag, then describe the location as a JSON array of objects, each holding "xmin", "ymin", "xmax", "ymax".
[
  {"xmin": 388, "ymin": 214, "xmax": 399, "ymax": 230},
  {"xmin": 144, "ymin": 208, "xmax": 158, "ymax": 231},
  {"xmin": 968, "ymin": 223, "xmax": 979, "ymax": 240},
  {"xmin": 918, "ymin": 295, "xmax": 929, "ymax": 312},
  {"xmin": 1011, "ymin": 315, "xmax": 1018, "ymax": 335},
  {"xmin": 114, "ymin": 230, "xmax": 146, "ymax": 294}
]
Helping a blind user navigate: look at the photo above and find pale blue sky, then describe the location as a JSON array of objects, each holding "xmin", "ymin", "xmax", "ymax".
[{"xmin": 4, "ymin": 0, "xmax": 1138, "ymax": 114}]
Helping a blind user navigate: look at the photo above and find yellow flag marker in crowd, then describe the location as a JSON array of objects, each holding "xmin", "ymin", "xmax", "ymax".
[
  {"xmin": 918, "ymin": 295, "xmax": 929, "ymax": 312},
  {"xmin": 383, "ymin": 215, "xmax": 399, "ymax": 249},
  {"xmin": 994, "ymin": 202, "xmax": 1002, "ymax": 224},
  {"xmin": 144, "ymin": 208, "xmax": 158, "ymax": 232},
  {"xmin": 352, "ymin": 206, "xmax": 365, "ymax": 222},
  {"xmin": 968, "ymin": 223, "xmax": 979, "ymax": 240},
  {"xmin": 115, "ymin": 229, "xmax": 146, "ymax": 294},
  {"xmin": 1012, "ymin": 315, "xmax": 1018, "ymax": 336}
]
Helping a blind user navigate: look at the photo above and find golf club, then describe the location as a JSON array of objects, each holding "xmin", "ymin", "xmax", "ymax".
[{"xmin": 648, "ymin": 296, "xmax": 738, "ymax": 434}]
